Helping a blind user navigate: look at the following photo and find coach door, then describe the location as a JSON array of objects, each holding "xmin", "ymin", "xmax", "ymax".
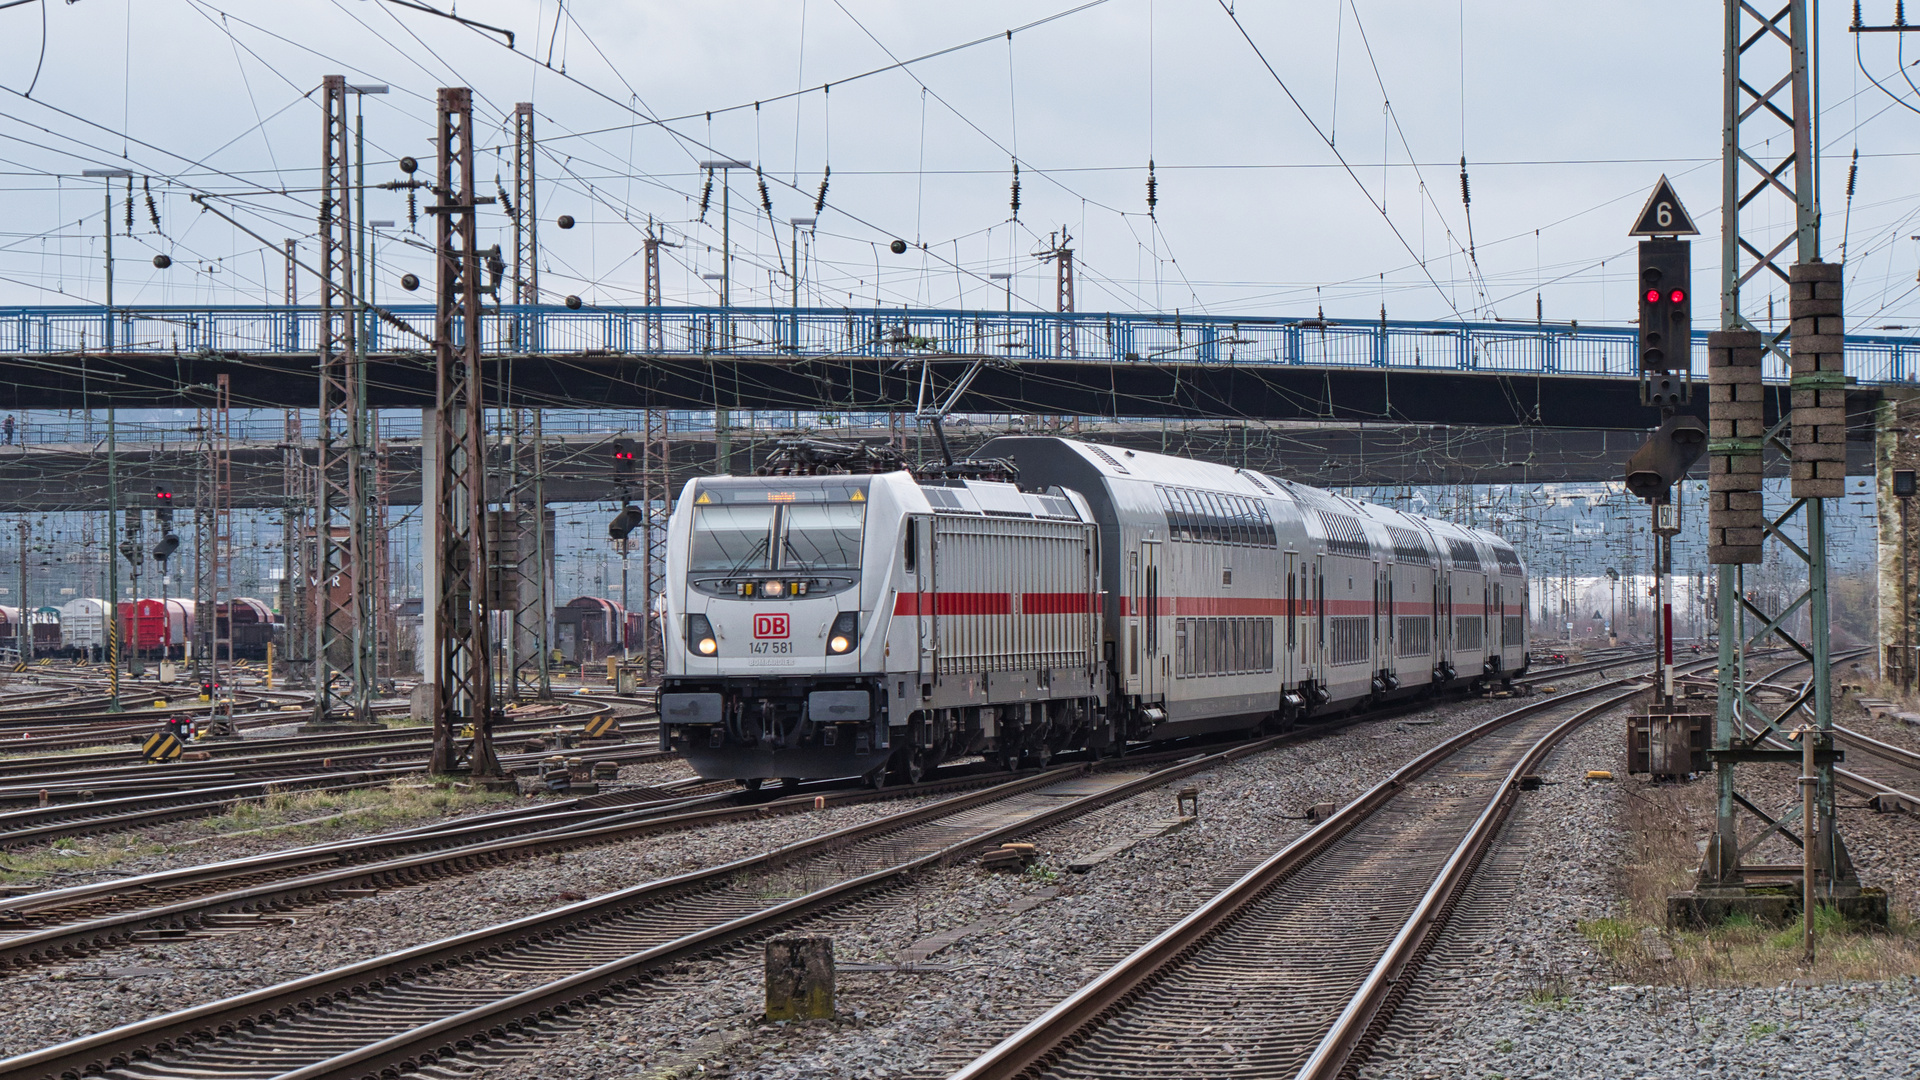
[
  {"xmin": 1136, "ymin": 540, "xmax": 1162, "ymax": 700},
  {"xmin": 1283, "ymin": 551, "xmax": 1298, "ymax": 685}
]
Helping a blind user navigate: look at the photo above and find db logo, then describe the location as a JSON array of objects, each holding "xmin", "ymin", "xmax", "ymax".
[{"xmin": 753, "ymin": 614, "xmax": 790, "ymax": 639}]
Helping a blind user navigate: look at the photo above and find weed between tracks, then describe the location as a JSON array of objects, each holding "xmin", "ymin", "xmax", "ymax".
[
  {"xmin": 0, "ymin": 780, "xmax": 518, "ymax": 887},
  {"xmin": 1583, "ymin": 771, "xmax": 1920, "ymax": 986}
]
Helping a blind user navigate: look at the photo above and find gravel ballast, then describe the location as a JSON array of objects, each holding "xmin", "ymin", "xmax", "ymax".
[
  {"xmin": 1361, "ymin": 700, "xmax": 1920, "ymax": 1080},
  {"xmin": 457, "ymin": 684, "xmax": 1612, "ymax": 1080},
  {"xmin": 0, "ymin": 789, "xmax": 940, "ymax": 1057}
]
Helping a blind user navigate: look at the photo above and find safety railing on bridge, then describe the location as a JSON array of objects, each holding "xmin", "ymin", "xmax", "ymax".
[{"xmin": 3, "ymin": 304, "xmax": 1918, "ymax": 386}]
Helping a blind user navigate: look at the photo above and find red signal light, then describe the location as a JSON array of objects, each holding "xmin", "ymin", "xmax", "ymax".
[
  {"xmin": 1669, "ymin": 289, "xmax": 1686, "ymax": 304},
  {"xmin": 1645, "ymin": 289, "xmax": 1661, "ymax": 303}
]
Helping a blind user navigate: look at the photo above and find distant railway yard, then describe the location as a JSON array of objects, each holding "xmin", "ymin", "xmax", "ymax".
[{"xmin": 0, "ymin": 647, "xmax": 1908, "ymax": 1080}]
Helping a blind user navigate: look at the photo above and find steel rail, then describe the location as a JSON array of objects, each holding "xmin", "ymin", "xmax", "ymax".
[
  {"xmin": 0, "ymin": 756, "xmax": 1080, "ymax": 968},
  {"xmin": 0, "ymin": 690, "xmax": 1491, "ymax": 972},
  {"xmin": 0, "ymin": 757, "xmax": 1114, "ymax": 1079},
  {"xmin": 1294, "ymin": 693, "xmax": 1625, "ymax": 1078},
  {"xmin": 0, "ymin": 713, "xmax": 1399, "ymax": 1080},
  {"xmin": 943, "ymin": 669, "xmax": 1687, "ymax": 1080}
]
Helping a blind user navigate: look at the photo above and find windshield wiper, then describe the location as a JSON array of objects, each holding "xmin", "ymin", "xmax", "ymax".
[{"xmin": 722, "ymin": 536, "xmax": 771, "ymax": 577}]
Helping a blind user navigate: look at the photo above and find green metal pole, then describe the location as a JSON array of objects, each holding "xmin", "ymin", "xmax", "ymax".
[
  {"xmin": 1808, "ymin": 497, "xmax": 1835, "ymax": 885},
  {"xmin": 105, "ymin": 406, "xmax": 120, "ymax": 712},
  {"xmin": 1712, "ymin": 562, "xmax": 1737, "ymax": 881}
]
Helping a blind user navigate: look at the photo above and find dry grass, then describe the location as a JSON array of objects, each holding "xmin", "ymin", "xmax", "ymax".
[
  {"xmin": 1589, "ymin": 774, "xmax": 1920, "ymax": 986},
  {"xmin": 0, "ymin": 779, "xmax": 518, "ymax": 888}
]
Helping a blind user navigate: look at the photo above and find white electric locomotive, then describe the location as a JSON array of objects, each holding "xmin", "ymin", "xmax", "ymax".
[{"xmin": 659, "ymin": 437, "xmax": 1528, "ymax": 786}]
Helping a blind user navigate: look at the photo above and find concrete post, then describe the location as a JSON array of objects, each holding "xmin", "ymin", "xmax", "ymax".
[
  {"xmin": 764, "ymin": 936, "xmax": 835, "ymax": 1021},
  {"xmin": 1875, "ymin": 393, "xmax": 1919, "ymax": 684}
]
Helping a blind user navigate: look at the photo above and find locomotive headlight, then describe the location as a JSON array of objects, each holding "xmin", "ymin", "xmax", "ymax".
[
  {"xmin": 762, "ymin": 579, "xmax": 786, "ymax": 598},
  {"xmin": 686, "ymin": 613, "xmax": 718, "ymax": 656},
  {"xmin": 826, "ymin": 611, "xmax": 858, "ymax": 654}
]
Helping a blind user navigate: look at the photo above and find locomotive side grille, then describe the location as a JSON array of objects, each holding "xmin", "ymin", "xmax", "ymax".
[{"xmin": 928, "ymin": 515, "xmax": 1097, "ymax": 677}]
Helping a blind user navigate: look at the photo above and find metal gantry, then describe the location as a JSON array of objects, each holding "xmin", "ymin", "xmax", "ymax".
[
  {"xmin": 511, "ymin": 102, "xmax": 538, "ymax": 307},
  {"xmin": 1698, "ymin": 0, "xmax": 1871, "ymax": 927},
  {"xmin": 430, "ymin": 86, "xmax": 501, "ymax": 777},
  {"xmin": 506, "ymin": 406, "xmax": 552, "ymax": 700},
  {"xmin": 639, "ymin": 407, "xmax": 669, "ymax": 678},
  {"xmin": 313, "ymin": 74, "xmax": 374, "ymax": 723},
  {"xmin": 279, "ymin": 409, "xmax": 311, "ymax": 682},
  {"xmin": 195, "ymin": 376, "xmax": 235, "ymax": 733}
]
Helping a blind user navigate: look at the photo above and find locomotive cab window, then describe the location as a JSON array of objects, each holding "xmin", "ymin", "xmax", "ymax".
[
  {"xmin": 689, "ymin": 501, "xmax": 866, "ymax": 578},
  {"xmin": 689, "ymin": 504, "xmax": 777, "ymax": 571},
  {"xmin": 904, "ymin": 519, "xmax": 917, "ymax": 572},
  {"xmin": 781, "ymin": 503, "xmax": 865, "ymax": 570}
]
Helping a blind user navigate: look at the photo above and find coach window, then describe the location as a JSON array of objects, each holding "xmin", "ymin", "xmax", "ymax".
[{"xmin": 904, "ymin": 519, "xmax": 917, "ymax": 572}]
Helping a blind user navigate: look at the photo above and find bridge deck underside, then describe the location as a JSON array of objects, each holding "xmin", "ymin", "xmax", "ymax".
[{"xmin": 0, "ymin": 422, "xmax": 1870, "ymax": 510}]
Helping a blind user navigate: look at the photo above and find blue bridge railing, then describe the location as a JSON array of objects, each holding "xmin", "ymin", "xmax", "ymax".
[{"xmin": 3, "ymin": 304, "xmax": 1918, "ymax": 387}]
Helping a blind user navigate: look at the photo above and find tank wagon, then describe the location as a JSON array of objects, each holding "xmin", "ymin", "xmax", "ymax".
[{"xmin": 659, "ymin": 438, "xmax": 1528, "ymax": 786}]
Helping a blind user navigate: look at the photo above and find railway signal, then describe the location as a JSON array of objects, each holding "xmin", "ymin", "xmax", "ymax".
[
  {"xmin": 608, "ymin": 503, "xmax": 643, "ymax": 541},
  {"xmin": 1624, "ymin": 415, "xmax": 1708, "ymax": 502},
  {"xmin": 1637, "ymin": 240, "xmax": 1692, "ymax": 373},
  {"xmin": 152, "ymin": 489, "xmax": 179, "ymax": 562},
  {"xmin": 611, "ymin": 438, "xmax": 635, "ymax": 480},
  {"xmin": 1629, "ymin": 177, "xmax": 1698, "ymax": 407}
]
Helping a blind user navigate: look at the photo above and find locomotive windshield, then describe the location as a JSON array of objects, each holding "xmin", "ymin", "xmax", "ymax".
[
  {"xmin": 780, "ymin": 503, "xmax": 865, "ymax": 570},
  {"xmin": 688, "ymin": 505, "xmax": 777, "ymax": 572},
  {"xmin": 689, "ymin": 501, "xmax": 865, "ymax": 573}
]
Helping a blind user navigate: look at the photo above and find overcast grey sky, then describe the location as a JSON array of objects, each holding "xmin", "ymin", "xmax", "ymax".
[{"xmin": 0, "ymin": 1, "xmax": 1913, "ymax": 329}]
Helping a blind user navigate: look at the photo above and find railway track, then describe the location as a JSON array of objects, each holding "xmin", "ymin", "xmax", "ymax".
[
  {"xmin": 944, "ymin": 672, "xmax": 1677, "ymax": 1080},
  {"xmin": 1831, "ymin": 723, "xmax": 1920, "ymax": 812},
  {"xmin": 0, "ymin": 740, "xmax": 672, "ymax": 848},
  {"xmin": 0, "ymin": 754, "xmax": 1122, "ymax": 971},
  {"xmin": 0, "ymin": 705, "xmax": 1432, "ymax": 1080}
]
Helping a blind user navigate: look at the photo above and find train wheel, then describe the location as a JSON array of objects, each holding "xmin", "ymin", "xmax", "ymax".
[
  {"xmin": 740, "ymin": 778, "xmax": 764, "ymax": 792},
  {"xmin": 896, "ymin": 746, "xmax": 928, "ymax": 785}
]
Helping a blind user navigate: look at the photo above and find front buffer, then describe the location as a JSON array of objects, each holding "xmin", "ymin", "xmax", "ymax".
[{"xmin": 660, "ymin": 675, "xmax": 894, "ymax": 782}]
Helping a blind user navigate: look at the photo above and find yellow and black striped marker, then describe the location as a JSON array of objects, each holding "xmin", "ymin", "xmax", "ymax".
[
  {"xmin": 141, "ymin": 731, "xmax": 184, "ymax": 763},
  {"xmin": 9, "ymin": 663, "xmax": 22, "ymax": 673},
  {"xmin": 458, "ymin": 723, "xmax": 476, "ymax": 739},
  {"xmin": 584, "ymin": 714, "xmax": 619, "ymax": 738}
]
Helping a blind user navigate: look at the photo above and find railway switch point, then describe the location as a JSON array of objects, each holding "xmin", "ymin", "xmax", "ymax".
[{"xmin": 764, "ymin": 936, "xmax": 835, "ymax": 1021}]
